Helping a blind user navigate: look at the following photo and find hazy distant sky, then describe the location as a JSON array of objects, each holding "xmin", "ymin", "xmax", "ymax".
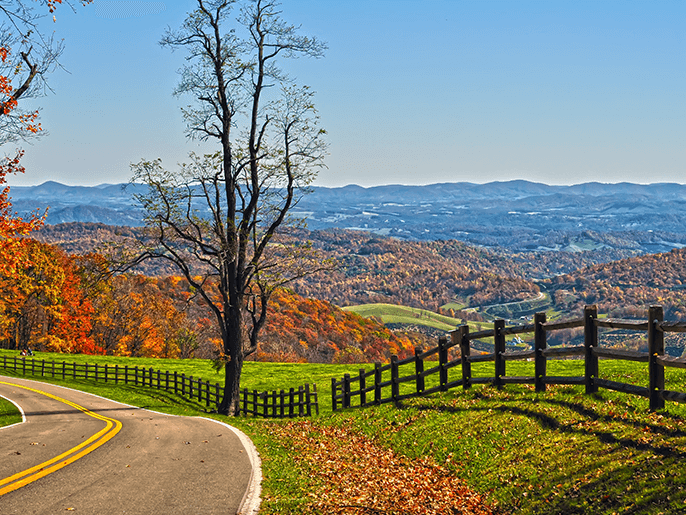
[{"xmin": 5, "ymin": 0, "xmax": 685, "ymax": 187}]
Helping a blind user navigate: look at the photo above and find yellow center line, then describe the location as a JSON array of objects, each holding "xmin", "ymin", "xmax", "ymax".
[{"xmin": 0, "ymin": 381, "xmax": 123, "ymax": 496}]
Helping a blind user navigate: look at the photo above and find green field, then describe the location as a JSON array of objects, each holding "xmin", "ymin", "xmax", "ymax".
[
  {"xmin": 2, "ymin": 349, "xmax": 686, "ymax": 514},
  {"xmin": 343, "ymin": 303, "xmax": 529, "ymax": 349},
  {"xmin": 0, "ymin": 395, "xmax": 22, "ymax": 428}
]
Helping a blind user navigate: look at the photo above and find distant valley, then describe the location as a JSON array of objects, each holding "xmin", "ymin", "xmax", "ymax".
[{"xmin": 11, "ymin": 179, "xmax": 686, "ymax": 254}]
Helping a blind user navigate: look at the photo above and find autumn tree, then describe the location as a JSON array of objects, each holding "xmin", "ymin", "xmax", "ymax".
[
  {"xmin": 130, "ymin": 0, "xmax": 327, "ymax": 414},
  {"xmin": 0, "ymin": 0, "xmax": 92, "ymax": 259}
]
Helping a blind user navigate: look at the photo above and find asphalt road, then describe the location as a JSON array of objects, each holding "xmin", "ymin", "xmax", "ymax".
[{"xmin": 0, "ymin": 375, "xmax": 260, "ymax": 514}]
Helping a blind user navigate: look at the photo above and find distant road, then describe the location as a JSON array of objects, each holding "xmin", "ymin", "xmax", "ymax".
[{"xmin": 0, "ymin": 376, "xmax": 260, "ymax": 515}]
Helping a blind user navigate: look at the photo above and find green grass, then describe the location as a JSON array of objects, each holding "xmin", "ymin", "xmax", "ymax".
[
  {"xmin": 441, "ymin": 301, "xmax": 469, "ymax": 311},
  {"xmin": 3, "ymin": 349, "xmax": 686, "ymax": 514},
  {"xmin": 343, "ymin": 302, "xmax": 462, "ymax": 331},
  {"xmin": 0, "ymin": 395, "xmax": 22, "ymax": 428},
  {"xmin": 343, "ymin": 302, "xmax": 505, "ymax": 335}
]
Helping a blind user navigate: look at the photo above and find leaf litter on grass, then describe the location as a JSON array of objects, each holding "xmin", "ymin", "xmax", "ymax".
[{"xmin": 267, "ymin": 420, "xmax": 496, "ymax": 515}]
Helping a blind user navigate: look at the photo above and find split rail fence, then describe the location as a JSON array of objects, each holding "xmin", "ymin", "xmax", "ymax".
[
  {"xmin": 332, "ymin": 305, "xmax": 686, "ymax": 412},
  {"xmin": 0, "ymin": 356, "xmax": 318, "ymax": 418}
]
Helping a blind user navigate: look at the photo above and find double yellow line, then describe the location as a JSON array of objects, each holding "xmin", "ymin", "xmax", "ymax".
[{"xmin": 0, "ymin": 381, "xmax": 122, "ymax": 496}]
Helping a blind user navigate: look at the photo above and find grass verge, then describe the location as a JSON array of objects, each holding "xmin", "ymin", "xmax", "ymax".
[{"xmin": 0, "ymin": 395, "xmax": 22, "ymax": 428}]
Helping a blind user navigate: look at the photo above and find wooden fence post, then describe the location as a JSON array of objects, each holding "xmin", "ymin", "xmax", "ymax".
[
  {"xmin": 494, "ymin": 320, "xmax": 506, "ymax": 389},
  {"xmin": 584, "ymin": 305, "xmax": 598, "ymax": 394},
  {"xmin": 391, "ymin": 355, "xmax": 400, "ymax": 404},
  {"xmin": 415, "ymin": 347, "xmax": 425, "ymax": 395},
  {"xmin": 534, "ymin": 312, "xmax": 547, "ymax": 392},
  {"xmin": 649, "ymin": 305, "xmax": 665, "ymax": 410},
  {"xmin": 331, "ymin": 377, "xmax": 338, "ymax": 411},
  {"xmin": 438, "ymin": 336, "xmax": 448, "ymax": 392},
  {"xmin": 343, "ymin": 373, "xmax": 351, "ymax": 409},
  {"xmin": 374, "ymin": 363, "xmax": 382, "ymax": 404},
  {"xmin": 454, "ymin": 325, "xmax": 471, "ymax": 390},
  {"xmin": 289, "ymin": 387, "xmax": 295, "ymax": 417},
  {"xmin": 298, "ymin": 386, "xmax": 304, "ymax": 416}
]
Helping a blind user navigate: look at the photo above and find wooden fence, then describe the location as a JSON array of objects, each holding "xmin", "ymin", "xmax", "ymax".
[
  {"xmin": 332, "ymin": 305, "xmax": 686, "ymax": 412},
  {"xmin": 0, "ymin": 355, "xmax": 318, "ymax": 418}
]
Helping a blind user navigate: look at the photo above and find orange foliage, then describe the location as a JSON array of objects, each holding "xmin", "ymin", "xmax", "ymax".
[
  {"xmin": 256, "ymin": 288, "xmax": 418, "ymax": 363},
  {"xmin": 0, "ymin": 240, "xmax": 100, "ymax": 354}
]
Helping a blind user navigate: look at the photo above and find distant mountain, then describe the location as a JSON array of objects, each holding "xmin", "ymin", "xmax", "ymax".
[{"xmin": 11, "ymin": 180, "xmax": 686, "ymax": 253}]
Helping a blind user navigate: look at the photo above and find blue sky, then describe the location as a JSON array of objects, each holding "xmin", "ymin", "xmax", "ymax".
[{"xmin": 5, "ymin": 0, "xmax": 685, "ymax": 187}]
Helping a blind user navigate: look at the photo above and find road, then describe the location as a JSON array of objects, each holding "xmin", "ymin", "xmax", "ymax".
[{"xmin": 0, "ymin": 376, "xmax": 260, "ymax": 514}]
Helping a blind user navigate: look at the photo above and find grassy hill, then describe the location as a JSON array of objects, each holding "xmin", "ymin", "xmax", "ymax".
[
  {"xmin": 4, "ymin": 349, "xmax": 685, "ymax": 513},
  {"xmin": 342, "ymin": 303, "xmax": 463, "ymax": 332}
]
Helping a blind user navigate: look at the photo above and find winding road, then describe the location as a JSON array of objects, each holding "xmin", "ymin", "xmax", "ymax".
[{"xmin": 0, "ymin": 376, "xmax": 260, "ymax": 514}]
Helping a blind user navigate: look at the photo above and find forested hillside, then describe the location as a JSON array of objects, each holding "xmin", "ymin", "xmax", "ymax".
[
  {"xmin": 0, "ymin": 239, "xmax": 422, "ymax": 363},
  {"xmin": 545, "ymin": 248, "xmax": 686, "ymax": 320}
]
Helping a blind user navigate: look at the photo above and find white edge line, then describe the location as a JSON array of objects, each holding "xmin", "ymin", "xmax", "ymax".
[
  {"xmin": 0, "ymin": 393, "xmax": 27, "ymax": 430},
  {"xmin": 200, "ymin": 418, "xmax": 262, "ymax": 514},
  {"xmin": 0, "ymin": 375, "xmax": 263, "ymax": 512}
]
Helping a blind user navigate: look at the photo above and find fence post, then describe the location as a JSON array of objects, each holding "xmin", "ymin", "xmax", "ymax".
[
  {"xmin": 414, "ymin": 347, "xmax": 425, "ymax": 395},
  {"xmin": 391, "ymin": 355, "xmax": 400, "ymax": 404},
  {"xmin": 648, "ymin": 305, "xmax": 665, "ymax": 410},
  {"xmin": 584, "ymin": 305, "xmax": 598, "ymax": 394},
  {"xmin": 494, "ymin": 320, "xmax": 506, "ymax": 389},
  {"xmin": 62, "ymin": 361, "xmax": 66, "ymax": 380},
  {"xmin": 331, "ymin": 377, "xmax": 338, "ymax": 411},
  {"xmin": 438, "ymin": 336, "xmax": 448, "ymax": 392},
  {"xmin": 289, "ymin": 387, "xmax": 296, "ymax": 417},
  {"xmin": 343, "ymin": 373, "xmax": 351, "ymax": 409},
  {"xmin": 298, "ymin": 386, "xmax": 304, "ymax": 417},
  {"xmin": 359, "ymin": 368, "xmax": 366, "ymax": 407},
  {"xmin": 242, "ymin": 389, "xmax": 249, "ymax": 416},
  {"xmin": 534, "ymin": 312, "xmax": 547, "ymax": 392},
  {"xmin": 454, "ymin": 325, "xmax": 471, "ymax": 390},
  {"xmin": 374, "ymin": 363, "xmax": 382, "ymax": 404}
]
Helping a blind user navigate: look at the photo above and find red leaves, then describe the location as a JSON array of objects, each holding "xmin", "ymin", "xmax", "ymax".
[{"xmin": 268, "ymin": 421, "xmax": 494, "ymax": 514}]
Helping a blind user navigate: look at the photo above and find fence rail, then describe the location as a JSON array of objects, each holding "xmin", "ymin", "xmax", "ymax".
[
  {"xmin": 0, "ymin": 356, "xmax": 318, "ymax": 418},
  {"xmin": 332, "ymin": 304, "xmax": 686, "ymax": 412}
]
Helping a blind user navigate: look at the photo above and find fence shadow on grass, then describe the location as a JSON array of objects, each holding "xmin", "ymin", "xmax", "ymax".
[{"xmin": 397, "ymin": 399, "xmax": 686, "ymax": 459}]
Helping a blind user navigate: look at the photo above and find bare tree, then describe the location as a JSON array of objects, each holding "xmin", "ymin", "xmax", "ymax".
[
  {"xmin": 130, "ymin": 0, "xmax": 327, "ymax": 415},
  {"xmin": 0, "ymin": 0, "xmax": 90, "ymax": 144}
]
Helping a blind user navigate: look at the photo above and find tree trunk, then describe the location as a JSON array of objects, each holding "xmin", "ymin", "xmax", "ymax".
[
  {"xmin": 219, "ymin": 351, "xmax": 243, "ymax": 415},
  {"xmin": 218, "ymin": 310, "xmax": 244, "ymax": 415}
]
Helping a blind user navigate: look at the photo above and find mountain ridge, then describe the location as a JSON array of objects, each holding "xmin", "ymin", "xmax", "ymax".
[{"xmin": 10, "ymin": 179, "xmax": 686, "ymax": 253}]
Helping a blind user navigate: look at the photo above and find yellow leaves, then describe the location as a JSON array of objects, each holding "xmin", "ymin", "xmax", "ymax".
[{"xmin": 268, "ymin": 421, "xmax": 494, "ymax": 515}]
